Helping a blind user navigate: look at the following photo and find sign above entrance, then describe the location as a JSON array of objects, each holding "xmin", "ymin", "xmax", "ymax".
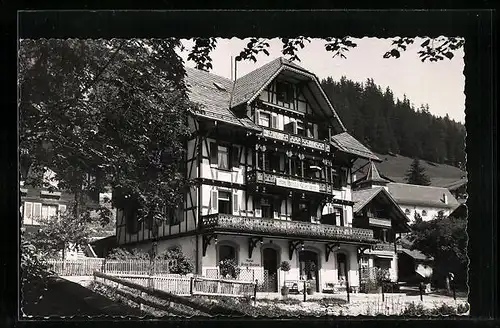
[
  {"xmin": 241, "ymin": 258, "xmax": 261, "ymax": 267},
  {"xmin": 276, "ymin": 177, "xmax": 320, "ymax": 192}
]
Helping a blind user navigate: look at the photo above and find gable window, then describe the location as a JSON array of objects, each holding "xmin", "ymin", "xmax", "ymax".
[
  {"xmin": 276, "ymin": 81, "xmax": 294, "ymax": 103},
  {"xmin": 258, "ymin": 111, "xmax": 271, "ymax": 127},
  {"xmin": 218, "ymin": 191, "xmax": 232, "ymax": 214}
]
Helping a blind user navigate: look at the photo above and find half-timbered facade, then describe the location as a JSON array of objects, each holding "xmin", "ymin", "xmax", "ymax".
[{"xmin": 116, "ymin": 57, "xmax": 389, "ymax": 293}]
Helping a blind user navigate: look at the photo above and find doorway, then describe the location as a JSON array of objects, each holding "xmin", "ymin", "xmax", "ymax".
[
  {"xmin": 337, "ymin": 253, "xmax": 349, "ymax": 287},
  {"xmin": 262, "ymin": 248, "xmax": 279, "ymax": 292},
  {"xmin": 299, "ymin": 250, "xmax": 319, "ymax": 291}
]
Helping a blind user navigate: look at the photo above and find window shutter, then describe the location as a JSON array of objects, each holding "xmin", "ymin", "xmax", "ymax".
[
  {"xmin": 211, "ymin": 190, "xmax": 218, "ymax": 213},
  {"xmin": 255, "ymin": 110, "xmax": 260, "ymax": 124},
  {"xmin": 343, "ymin": 207, "xmax": 348, "ymax": 226},
  {"xmin": 231, "ymin": 146, "xmax": 239, "ymax": 168},
  {"xmin": 23, "ymin": 202, "xmax": 33, "ymax": 224},
  {"xmin": 271, "ymin": 114, "xmax": 278, "ymax": 129},
  {"xmin": 209, "ymin": 142, "xmax": 218, "ymax": 165},
  {"xmin": 233, "ymin": 193, "xmax": 239, "ymax": 214},
  {"xmin": 293, "ymin": 121, "xmax": 298, "ymax": 134}
]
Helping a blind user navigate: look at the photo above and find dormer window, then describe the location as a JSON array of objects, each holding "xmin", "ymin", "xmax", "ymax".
[{"xmin": 276, "ymin": 81, "xmax": 293, "ymax": 103}]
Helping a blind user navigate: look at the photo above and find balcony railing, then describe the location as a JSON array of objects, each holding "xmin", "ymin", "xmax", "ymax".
[
  {"xmin": 247, "ymin": 170, "xmax": 334, "ymax": 194},
  {"xmin": 201, "ymin": 214, "xmax": 375, "ymax": 243},
  {"xmin": 261, "ymin": 127, "xmax": 331, "ymax": 152},
  {"xmin": 372, "ymin": 242, "xmax": 400, "ymax": 252}
]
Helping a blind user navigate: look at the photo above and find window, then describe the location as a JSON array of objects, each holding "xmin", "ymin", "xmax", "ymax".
[
  {"xmin": 296, "ymin": 120, "xmax": 305, "ymax": 136},
  {"xmin": 125, "ymin": 208, "xmax": 140, "ymax": 234},
  {"xmin": 168, "ymin": 205, "xmax": 184, "ymax": 226},
  {"xmin": 276, "ymin": 81, "xmax": 294, "ymax": 103},
  {"xmin": 421, "ymin": 210, "xmax": 427, "ymax": 217},
  {"xmin": 218, "ymin": 191, "xmax": 232, "ymax": 214},
  {"xmin": 290, "ymin": 157, "xmax": 301, "ymax": 176},
  {"xmin": 306, "ymin": 122, "xmax": 314, "ymax": 138},
  {"xmin": 333, "ymin": 207, "xmax": 344, "ymax": 226},
  {"xmin": 23, "ymin": 202, "xmax": 42, "ymax": 225},
  {"xmin": 41, "ymin": 204, "xmax": 58, "ymax": 221},
  {"xmin": 405, "ymin": 209, "xmax": 411, "ymax": 216},
  {"xmin": 210, "ymin": 143, "xmax": 237, "ymax": 170},
  {"xmin": 265, "ymin": 152, "xmax": 281, "ymax": 172},
  {"xmin": 258, "ymin": 111, "xmax": 271, "ymax": 127},
  {"xmin": 284, "ymin": 121, "xmax": 295, "ymax": 134},
  {"xmin": 217, "ymin": 145, "xmax": 229, "ymax": 170}
]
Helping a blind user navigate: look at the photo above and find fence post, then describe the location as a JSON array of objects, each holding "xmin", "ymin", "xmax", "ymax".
[
  {"xmin": 303, "ymin": 280, "xmax": 307, "ymax": 302},
  {"xmin": 217, "ymin": 280, "xmax": 221, "ymax": 294},
  {"xmin": 253, "ymin": 279, "xmax": 258, "ymax": 305},
  {"xmin": 346, "ymin": 279, "xmax": 350, "ymax": 303},
  {"xmin": 419, "ymin": 282, "xmax": 424, "ymax": 302},
  {"xmin": 140, "ymin": 291, "xmax": 145, "ymax": 313},
  {"xmin": 382, "ymin": 282, "xmax": 385, "ymax": 302},
  {"xmin": 190, "ymin": 276, "xmax": 194, "ymax": 296}
]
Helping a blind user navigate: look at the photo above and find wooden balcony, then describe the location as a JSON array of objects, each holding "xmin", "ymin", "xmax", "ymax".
[
  {"xmin": 261, "ymin": 127, "xmax": 331, "ymax": 152},
  {"xmin": 200, "ymin": 214, "xmax": 376, "ymax": 243},
  {"xmin": 247, "ymin": 170, "xmax": 334, "ymax": 194}
]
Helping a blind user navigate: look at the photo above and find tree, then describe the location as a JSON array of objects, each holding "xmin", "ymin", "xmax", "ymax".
[
  {"xmin": 28, "ymin": 211, "xmax": 91, "ymax": 260},
  {"xmin": 186, "ymin": 36, "xmax": 465, "ymax": 71},
  {"xmin": 408, "ymin": 215, "xmax": 468, "ymax": 288},
  {"xmin": 19, "ymin": 39, "xmax": 192, "ymax": 262},
  {"xmin": 405, "ymin": 158, "xmax": 432, "ymax": 186}
]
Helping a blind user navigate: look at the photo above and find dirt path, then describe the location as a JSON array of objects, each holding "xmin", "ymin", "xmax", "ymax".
[{"xmin": 21, "ymin": 276, "xmax": 144, "ymax": 319}]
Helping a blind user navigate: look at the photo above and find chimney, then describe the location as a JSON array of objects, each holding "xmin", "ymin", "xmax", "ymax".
[
  {"xmin": 230, "ymin": 56, "xmax": 233, "ymax": 81},
  {"xmin": 234, "ymin": 57, "xmax": 238, "ymax": 80},
  {"xmin": 442, "ymin": 193, "xmax": 448, "ymax": 204}
]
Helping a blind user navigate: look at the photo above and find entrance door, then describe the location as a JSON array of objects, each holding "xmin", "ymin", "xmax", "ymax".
[
  {"xmin": 299, "ymin": 250, "xmax": 319, "ymax": 291},
  {"xmin": 337, "ymin": 253, "xmax": 348, "ymax": 287},
  {"xmin": 262, "ymin": 248, "xmax": 279, "ymax": 292}
]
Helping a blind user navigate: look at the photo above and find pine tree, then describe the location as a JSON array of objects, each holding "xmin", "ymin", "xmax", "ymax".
[{"xmin": 405, "ymin": 158, "xmax": 432, "ymax": 186}]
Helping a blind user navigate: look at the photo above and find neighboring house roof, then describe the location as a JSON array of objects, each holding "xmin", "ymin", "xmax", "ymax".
[
  {"xmin": 449, "ymin": 203, "xmax": 467, "ymax": 218},
  {"xmin": 440, "ymin": 178, "xmax": 468, "ymax": 191},
  {"xmin": 352, "ymin": 187, "xmax": 410, "ymax": 231},
  {"xmin": 353, "ymin": 161, "xmax": 390, "ymax": 187},
  {"xmin": 331, "ymin": 132, "xmax": 381, "ymax": 162},
  {"xmin": 387, "ymin": 182, "xmax": 460, "ymax": 209},
  {"xmin": 399, "ymin": 248, "xmax": 434, "ymax": 262}
]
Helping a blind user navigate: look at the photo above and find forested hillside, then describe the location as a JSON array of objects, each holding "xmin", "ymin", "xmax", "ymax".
[{"xmin": 322, "ymin": 77, "xmax": 466, "ymax": 168}]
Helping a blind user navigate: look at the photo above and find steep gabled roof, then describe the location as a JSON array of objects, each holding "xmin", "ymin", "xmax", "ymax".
[
  {"xmin": 387, "ymin": 182, "xmax": 460, "ymax": 208},
  {"xmin": 331, "ymin": 132, "xmax": 381, "ymax": 162},
  {"xmin": 230, "ymin": 57, "xmax": 346, "ymax": 132},
  {"xmin": 353, "ymin": 161, "xmax": 390, "ymax": 188}
]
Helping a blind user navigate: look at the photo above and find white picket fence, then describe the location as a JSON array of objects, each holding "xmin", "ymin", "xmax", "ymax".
[
  {"xmin": 47, "ymin": 258, "xmax": 173, "ymax": 276},
  {"xmin": 95, "ymin": 272, "xmax": 256, "ymax": 297}
]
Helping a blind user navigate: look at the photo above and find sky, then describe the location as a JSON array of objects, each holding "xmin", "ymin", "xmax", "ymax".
[{"xmin": 178, "ymin": 38, "xmax": 465, "ymax": 123}]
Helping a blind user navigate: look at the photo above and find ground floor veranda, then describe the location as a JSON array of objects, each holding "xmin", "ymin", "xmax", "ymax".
[{"xmin": 148, "ymin": 233, "xmax": 399, "ymax": 294}]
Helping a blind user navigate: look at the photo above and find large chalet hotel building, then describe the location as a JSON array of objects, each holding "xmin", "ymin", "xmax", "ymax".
[{"xmin": 116, "ymin": 58, "xmax": 411, "ymax": 293}]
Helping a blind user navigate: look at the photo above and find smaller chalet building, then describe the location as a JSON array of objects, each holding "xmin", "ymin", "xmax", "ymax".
[{"xmin": 116, "ymin": 58, "xmax": 413, "ymax": 292}]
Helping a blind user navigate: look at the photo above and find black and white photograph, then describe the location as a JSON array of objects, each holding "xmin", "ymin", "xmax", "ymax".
[{"xmin": 18, "ymin": 18, "xmax": 473, "ymax": 319}]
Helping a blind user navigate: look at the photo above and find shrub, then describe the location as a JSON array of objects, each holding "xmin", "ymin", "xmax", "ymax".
[
  {"xmin": 219, "ymin": 258, "xmax": 240, "ymax": 279},
  {"xmin": 401, "ymin": 302, "xmax": 428, "ymax": 316},
  {"xmin": 156, "ymin": 246, "xmax": 193, "ymax": 275}
]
